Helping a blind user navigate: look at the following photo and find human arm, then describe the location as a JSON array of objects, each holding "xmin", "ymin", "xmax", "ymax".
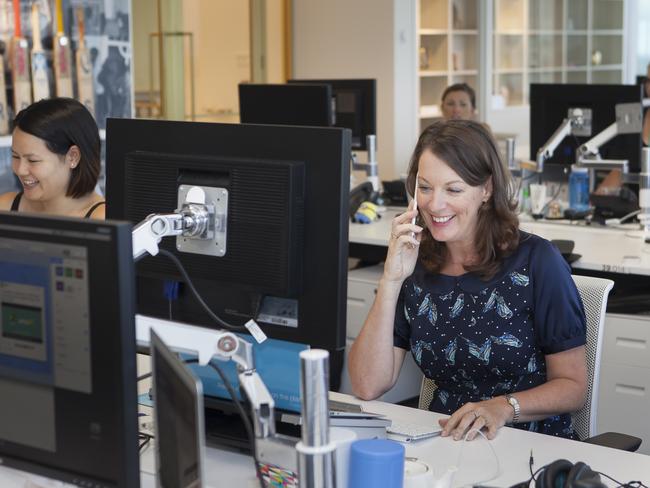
[
  {"xmin": 348, "ymin": 206, "xmax": 422, "ymax": 400},
  {"xmin": 439, "ymin": 345, "xmax": 587, "ymax": 440}
]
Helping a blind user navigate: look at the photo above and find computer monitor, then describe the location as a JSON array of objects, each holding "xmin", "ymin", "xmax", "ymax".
[
  {"xmin": 289, "ymin": 79, "xmax": 377, "ymax": 151},
  {"xmin": 0, "ymin": 212, "xmax": 138, "ymax": 487},
  {"xmin": 238, "ymin": 83, "xmax": 334, "ymax": 128},
  {"xmin": 105, "ymin": 118, "xmax": 350, "ymax": 394},
  {"xmin": 530, "ymin": 83, "xmax": 644, "ymax": 175},
  {"xmin": 151, "ymin": 329, "xmax": 206, "ymax": 488}
]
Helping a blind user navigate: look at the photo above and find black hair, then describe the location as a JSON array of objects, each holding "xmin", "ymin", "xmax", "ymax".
[{"xmin": 14, "ymin": 98, "xmax": 100, "ymax": 198}]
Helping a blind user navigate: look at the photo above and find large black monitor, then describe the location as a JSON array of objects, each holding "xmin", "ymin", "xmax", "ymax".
[
  {"xmin": 239, "ymin": 83, "xmax": 334, "ymax": 128},
  {"xmin": 0, "ymin": 213, "xmax": 138, "ymax": 487},
  {"xmin": 105, "ymin": 119, "xmax": 350, "ymax": 388},
  {"xmin": 530, "ymin": 83, "xmax": 644, "ymax": 174},
  {"xmin": 289, "ymin": 79, "xmax": 377, "ymax": 151}
]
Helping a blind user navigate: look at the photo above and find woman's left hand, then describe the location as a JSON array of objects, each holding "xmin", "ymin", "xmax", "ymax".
[{"xmin": 438, "ymin": 397, "xmax": 512, "ymax": 441}]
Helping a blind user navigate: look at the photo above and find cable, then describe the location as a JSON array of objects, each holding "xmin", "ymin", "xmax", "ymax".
[
  {"xmin": 596, "ymin": 471, "xmax": 649, "ymax": 488},
  {"xmin": 208, "ymin": 359, "xmax": 266, "ymax": 488},
  {"xmin": 455, "ymin": 428, "xmax": 501, "ymax": 487},
  {"xmin": 156, "ymin": 249, "xmax": 247, "ymax": 332}
]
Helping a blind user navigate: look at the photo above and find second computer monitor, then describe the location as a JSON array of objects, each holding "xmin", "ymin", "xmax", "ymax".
[
  {"xmin": 239, "ymin": 83, "xmax": 334, "ymax": 128},
  {"xmin": 0, "ymin": 213, "xmax": 139, "ymax": 487},
  {"xmin": 530, "ymin": 83, "xmax": 644, "ymax": 173},
  {"xmin": 289, "ymin": 79, "xmax": 377, "ymax": 150}
]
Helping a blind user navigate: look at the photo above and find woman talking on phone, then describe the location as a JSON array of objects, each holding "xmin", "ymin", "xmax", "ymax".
[
  {"xmin": 0, "ymin": 97, "xmax": 104, "ymax": 219},
  {"xmin": 349, "ymin": 120, "xmax": 588, "ymax": 441}
]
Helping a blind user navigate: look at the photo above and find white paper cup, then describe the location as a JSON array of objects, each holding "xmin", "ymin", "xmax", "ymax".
[
  {"xmin": 529, "ymin": 183, "xmax": 547, "ymax": 216},
  {"xmin": 330, "ymin": 427, "xmax": 358, "ymax": 488}
]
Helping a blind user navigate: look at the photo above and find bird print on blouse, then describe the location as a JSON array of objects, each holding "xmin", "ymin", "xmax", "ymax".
[{"xmin": 399, "ymin": 261, "xmax": 577, "ymax": 439}]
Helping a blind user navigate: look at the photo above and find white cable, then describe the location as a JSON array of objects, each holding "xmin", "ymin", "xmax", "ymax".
[{"xmin": 455, "ymin": 428, "xmax": 502, "ymax": 488}]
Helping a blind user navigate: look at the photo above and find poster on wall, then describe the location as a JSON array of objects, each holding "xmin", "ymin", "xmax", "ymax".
[{"xmin": 6, "ymin": 0, "xmax": 133, "ymax": 130}]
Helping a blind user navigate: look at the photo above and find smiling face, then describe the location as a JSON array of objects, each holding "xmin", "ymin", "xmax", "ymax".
[
  {"xmin": 441, "ymin": 90, "xmax": 475, "ymax": 120},
  {"xmin": 416, "ymin": 149, "xmax": 491, "ymax": 249},
  {"xmin": 12, "ymin": 128, "xmax": 73, "ymax": 203}
]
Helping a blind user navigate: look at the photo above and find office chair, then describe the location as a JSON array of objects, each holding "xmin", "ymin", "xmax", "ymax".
[{"xmin": 418, "ymin": 275, "xmax": 641, "ymax": 451}]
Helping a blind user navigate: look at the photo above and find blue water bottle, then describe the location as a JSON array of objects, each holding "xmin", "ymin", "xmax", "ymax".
[{"xmin": 569, "ymin": 165, "xmax": 589, "ymax": 211}]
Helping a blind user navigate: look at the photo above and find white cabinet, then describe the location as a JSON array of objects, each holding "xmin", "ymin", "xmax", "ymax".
[
  {"xmin": 597, "ymin": 313, "xmax": 650, "ymax": 455},
  {"xmin": 341, "ymin": 265, "xmax": 423, "ymax": 404}
]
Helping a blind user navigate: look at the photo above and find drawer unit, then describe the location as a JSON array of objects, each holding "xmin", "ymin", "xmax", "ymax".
[
  {"xmin": 602, "ymin": 313, "xmax": 650, "ymax": 368},
  {"xmin": 347, "ymin": 265, "xmax": 384, "ymax": 339},
  {"xmin": 597, "ymin": 313, "xmax": 650, "ymax": 455}
]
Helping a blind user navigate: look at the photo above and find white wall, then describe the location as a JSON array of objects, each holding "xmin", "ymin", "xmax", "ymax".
[{"xmin": 292, "ymin": 0, "xmax": 417, "ymax": 180}]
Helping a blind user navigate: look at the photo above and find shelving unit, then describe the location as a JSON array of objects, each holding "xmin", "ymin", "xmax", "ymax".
[
  {"xmin": 417, "ymin": 0, "xmax": 480, "ymax": 132},
  {"xmin": 492, "ymin": 0, "xmax": 626, "ymax": 108}
]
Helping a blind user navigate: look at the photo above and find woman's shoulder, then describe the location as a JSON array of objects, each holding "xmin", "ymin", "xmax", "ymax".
[
  {"xmin": 84, "ymin": 194, "xmax": 106, "ymax": 219},
  {"xmin": 0, "ymin": 191, "xmax": 19, "ymax": 211}
]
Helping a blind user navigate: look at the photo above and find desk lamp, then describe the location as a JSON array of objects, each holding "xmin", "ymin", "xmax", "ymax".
[{"xmin": 132, "ymin": 183, "xmax": 336, "ymax": 488}]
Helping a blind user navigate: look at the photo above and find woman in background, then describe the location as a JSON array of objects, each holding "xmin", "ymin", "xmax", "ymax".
[
  {"xmin": 0, "ymin": 97, "xmax": 104, "ymax": 219},
  {"xmin": 441, "ymin": 83, "xmax": 477, "ymax": 121}
]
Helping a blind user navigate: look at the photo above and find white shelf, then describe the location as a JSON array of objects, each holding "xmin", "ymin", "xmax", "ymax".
[
  {"xmin": 419, "ymin": 105, "xmax": 442, "ymax": 118},
  {"xmin": 419, "ymin": 29, "xmax": 448, "ymax": 35},
  {"xmin": 419, "ymin": 70, "xmax": 448, "ymax": 77}
]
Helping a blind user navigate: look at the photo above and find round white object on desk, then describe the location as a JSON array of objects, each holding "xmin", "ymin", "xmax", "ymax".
[{"xmin": 403, "ymin": 459, "xmax": 435, "ymax": 488}]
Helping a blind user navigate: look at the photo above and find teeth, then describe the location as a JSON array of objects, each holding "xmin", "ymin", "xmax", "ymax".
[{"xmin": 432, "ymin": 215, "xmax": 453, "ymax": 223}]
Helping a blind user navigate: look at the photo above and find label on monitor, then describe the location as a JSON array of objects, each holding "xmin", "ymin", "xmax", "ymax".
[
  {"xmin": 245, "ymin": 319, "xmax": 267, "ymax": 344},
  {"xmin": 257, "ymin": 296, "xmax": 298, "ymax": 328}
]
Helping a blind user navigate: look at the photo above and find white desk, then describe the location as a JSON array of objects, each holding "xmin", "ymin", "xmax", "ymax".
[
  {"xmin": 0, "ymin": 393, "xmax": 647, "ymax": 487},
  {"xmin": 350, "ymin": 208, "xmax": 650, "ymax": 276}
]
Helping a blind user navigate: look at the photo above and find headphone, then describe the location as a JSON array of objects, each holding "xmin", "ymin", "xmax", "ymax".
[{"xmin": 534, "ymin": 459, "xmax": 605, "ymax": 488}]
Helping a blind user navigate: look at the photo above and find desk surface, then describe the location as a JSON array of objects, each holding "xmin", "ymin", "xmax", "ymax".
[
  {"xmin": 350, "ymin": 208, "xmax": 650, "ymax": 276},
  {"xmin": 0, "ymin": 392, "xmax": 647, "ymax": 487}
]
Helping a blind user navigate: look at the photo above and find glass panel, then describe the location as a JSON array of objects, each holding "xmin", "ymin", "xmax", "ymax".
[
  {"xmin": 566, "ymin": 0, "xmax": 588, "ymax": 31},
  {"xmin": 593, "ymin": 0, "xmax": 624, "ymax": 30},
  {"xmin": 567, "ymin": 35, "xmax": 588, "ymax": 67},
  {"xmin": 528, "ymin": 0, "xmax": 563, "ymax": 31},
  {"xmin": 451, "ymin": 34, "xmax": 478, "ymax": 71},
  {"xmin": 495, "ymin": 34, "xmax": 524, "ymax": 69},
  {"xmin": 452, "ymin": 0, "xmax": 478, "ymax": 29},
  {"xmin": 495, "ymin": 0, "xmax": 524, "ymax": 31},
  {"xmin": 592, "ymin": 70, "xmax": 623, "ymax": 84},
  {"xmin": 529, "ymin": 71, "xmax": 563, "ymax": 84},
  {"xmin": 567, "ymin": 71, "xmax": 588, "ymax": 83},
  {"xmin": 591, "ymin": 35, "xmax": 623, "ymax": 66},
  {"xmin": 494, "ymin": 73, "xmax": 524, "ymax": 106},
  {"xmin": 451, "ymin": 74, "xmax": 478, "ymax": 88},
  {"xmin": 420, "ymin": 76, "xmax": 449, "ymax": 108},
  {"xmin": 420, "ymin": 34, "xmax": 448, "ymax": 71},
  {"xmin": 420, "ymin": 0, "xmax": 448, "ymax": 30},
  {"xmin": 529, "ymin": 34, "xmax": 562, "ymax": 69}
]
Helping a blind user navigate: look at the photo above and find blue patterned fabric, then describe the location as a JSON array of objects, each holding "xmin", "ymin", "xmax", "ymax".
[{"xmin": 394, "ymin": 232, "xmax": 586, "ymax": 439}]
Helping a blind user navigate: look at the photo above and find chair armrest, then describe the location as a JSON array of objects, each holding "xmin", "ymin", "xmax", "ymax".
[{"xmin": 583, "ymin": 432, "xmax": 642, "ymax": 452}]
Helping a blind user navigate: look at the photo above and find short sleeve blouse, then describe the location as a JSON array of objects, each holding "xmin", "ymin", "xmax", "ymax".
[{"xmin": 393, "ymin": 231, "xmax": 586, "ymax": 438}]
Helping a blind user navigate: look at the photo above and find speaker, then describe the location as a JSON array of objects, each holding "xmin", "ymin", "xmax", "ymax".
[{"xmin": 535, "ymin": 459, "xmax": 606, "ymax": 488}]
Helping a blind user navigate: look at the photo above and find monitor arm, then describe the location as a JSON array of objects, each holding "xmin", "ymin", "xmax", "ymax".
[
  {"xmin": 351, "ymin": 134, "xmax": 380, "ymax": 192},
  {"xmin": 535, "ymin": 108, "xmax": 591, "ymax": 173},
  {"xmin": 576, "ymin": 102, "xmax": 643, "ymax": 173},
  {"xmin": 136, "ymin": 315, "xmax": 298, "ymax": 471}
]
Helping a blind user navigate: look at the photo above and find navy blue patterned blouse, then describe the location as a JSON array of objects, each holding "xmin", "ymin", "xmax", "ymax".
[{"xmin": 393, "ymin": 231, "xmax": 586, "ymax": 439}]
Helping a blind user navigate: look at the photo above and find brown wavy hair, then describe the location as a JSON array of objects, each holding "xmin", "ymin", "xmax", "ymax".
[{"xmin": 406, "ymin": 119, "xmax": 519, "ymax": 279}]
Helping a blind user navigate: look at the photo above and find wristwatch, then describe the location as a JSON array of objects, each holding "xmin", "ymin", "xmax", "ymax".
[{"xmin": 505, "ymin": 394, "xmax": 520, "ymax": 424}]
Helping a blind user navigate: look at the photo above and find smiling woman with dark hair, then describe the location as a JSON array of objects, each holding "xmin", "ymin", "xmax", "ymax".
[
  {"xmin": 349, "ymin": 119, "xmax": 588, "ymax": 441},
  {"xmin": 0, "ymin": 97, "xmax": 104, "ymax": 219}
]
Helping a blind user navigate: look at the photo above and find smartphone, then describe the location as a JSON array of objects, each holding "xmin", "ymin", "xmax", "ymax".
[{"xmin": 411, "ymin": 173, "xmax": 419, "ymax": 237}]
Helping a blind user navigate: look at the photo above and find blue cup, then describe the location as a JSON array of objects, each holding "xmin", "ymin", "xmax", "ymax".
[{"xmin": 348, "ymin": 439, "xmax": 405, "ymax": 488}]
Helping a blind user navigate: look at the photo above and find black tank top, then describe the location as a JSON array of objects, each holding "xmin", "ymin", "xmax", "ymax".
[{"xmin": 10, "ymin": 192, "xmax": 105, "ymax": 218}]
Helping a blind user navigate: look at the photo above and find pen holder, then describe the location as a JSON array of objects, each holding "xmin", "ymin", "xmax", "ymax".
[{"xmin": 348, "ymin": 439, "xmax": 405, "ymax": 488}]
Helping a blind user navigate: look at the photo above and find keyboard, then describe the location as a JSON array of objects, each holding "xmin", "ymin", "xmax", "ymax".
[{"xmin": 387, "ymin": 421, "xmax": 442, "ymax": 442}]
